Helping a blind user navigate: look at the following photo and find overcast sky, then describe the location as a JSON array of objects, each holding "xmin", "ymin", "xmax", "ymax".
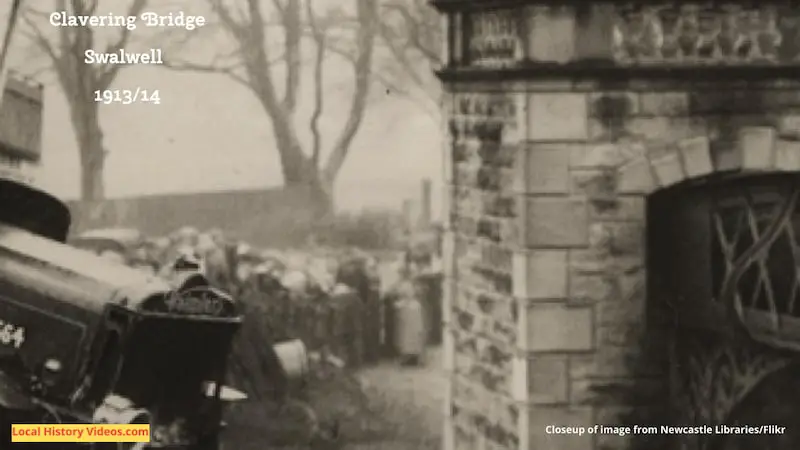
[{"xmin": 1, "ymin": 1, "xmax": 443, "ymax": 214}]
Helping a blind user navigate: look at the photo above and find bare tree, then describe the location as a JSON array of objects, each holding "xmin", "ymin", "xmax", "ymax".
[
  {"xmin": 165, "ymin": 0, "xmax": 378, "ymax": 215},
  {"xmin": 376, "ymin": 0, "xmax": 442, "ymax": 110},
  {"xmin": 21, "ymin": 0, "xmax": 147, "ymax": 201}
]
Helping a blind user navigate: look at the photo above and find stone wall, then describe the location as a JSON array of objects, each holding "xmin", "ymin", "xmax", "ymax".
[
  {"xmin": 435, "ymin": 3, "xmax": 800, "ymax": 448},
  {"xmin": 440, "ymin": 77, "xmax": 800, "ymax": 450}
]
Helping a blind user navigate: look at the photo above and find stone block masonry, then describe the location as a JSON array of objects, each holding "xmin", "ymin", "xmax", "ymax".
[
  {"xmin": 435, "ymin": 3, "xmax": 800, "ymax": 448},
  {"xmin": 441, "ymin": 76, "xmax": 800, "ymax": 450}
]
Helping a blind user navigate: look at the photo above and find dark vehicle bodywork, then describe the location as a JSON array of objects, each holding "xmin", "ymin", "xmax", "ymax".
[
  {"xmin": 0, "ymin": 178, "xmax": 70, "ymax": 242},
  {"xmin": 0, "ymin": 179, "xmax": 245, "ymax": 449}
]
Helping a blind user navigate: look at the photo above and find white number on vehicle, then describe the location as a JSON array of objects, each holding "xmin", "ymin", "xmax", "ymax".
[{"xmin": 0, "ymin": 320, "xmax": 26, "ymax": 349}]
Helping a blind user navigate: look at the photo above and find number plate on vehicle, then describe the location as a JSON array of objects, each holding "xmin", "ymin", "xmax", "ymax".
[{"xmin": 164, "ymin": 292, "xmax": 223, "ymax": 316}]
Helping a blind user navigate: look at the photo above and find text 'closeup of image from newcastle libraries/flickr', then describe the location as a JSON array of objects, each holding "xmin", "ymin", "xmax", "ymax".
[{"xmin": 3, "ymin": 1, "xmax": 800, "ymax": 450}]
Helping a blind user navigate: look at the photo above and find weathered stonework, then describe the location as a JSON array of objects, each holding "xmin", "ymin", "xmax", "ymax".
[{"xmin": 435, "ymin": 1, "xmax": 800, "ymax": 449}]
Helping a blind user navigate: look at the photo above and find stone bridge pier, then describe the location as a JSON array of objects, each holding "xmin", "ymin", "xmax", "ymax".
[{"xmin": 433, "ymin": 2, "xmax": 800, "ymax": 449}]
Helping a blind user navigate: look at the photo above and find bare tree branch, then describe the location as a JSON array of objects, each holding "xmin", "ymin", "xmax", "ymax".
[
  {"xmin": 306, "ymin": 0, "xmax": 325, "ymax": 168},
  {"xmin": 321, "ymin": 0, "xmax": 377, "ymax": 184},
  {"xmin": 84, "ymin": 0, "xmax": 100, "ymax": 15},
  {"xmin": 270, "ymin": 0, "xmax": 286, "ymax": 18},
  {"xmin": 281, "ymin": 0, "xmax": 300, "ymax": 112},
  {"xmin": 208, "ymin": 0, "xmax": 247, "ymax": 40},
  {"xmin": 241, "ymin": 0, "xmax": 279, "ymax": 101},
  {"xmin": 159, "ymin": 0, "xmax": 383, "ymax": 208},
  {"xmin": 20, "ymin": 12, "xmax": 59, "ymax": 65},
  {"xmin": 18, "ymin": 0, "xmax": 153, "ymax": 199},
  {"xmin": 384, "ymin": 0, "xmax": 441, "ymax": 65},
  {"xmin": 322, "ymin": 37, "xmax": 412, "ymax": 98},
  {"xmin": 377, "ymin": 24, "xmax": 430, "ymax": 96},
  {"xmin": 161, "ymin": 58, "xmax": 251, "ymax": 89},
  {"xmin": 370, "ymin": 0, "xmax": 443, "ymax": 113},
  {"xmin": 99, "ymin": 0, "xmax": 148, "ymax": 89}
]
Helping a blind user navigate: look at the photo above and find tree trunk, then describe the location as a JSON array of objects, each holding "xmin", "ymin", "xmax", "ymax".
[
  {"xmin": 310, "ymin": 177, "xmax": 334, "ymax": 218},
  {"xmin": 71, "ymin": 102, "xmax": 106, "ymax": 201},
  {"xmin": 283, "ymin": 170, "xmax": 334, "ymax": 220},
  {"xmin": 272, "ymin": 132, "xmax": 334, "ymax": 218}
]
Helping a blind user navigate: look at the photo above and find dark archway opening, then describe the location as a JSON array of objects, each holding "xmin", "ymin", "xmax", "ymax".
[{"xmin": 647, "ymin": 172, "xmax": 800, "ymax": 450}]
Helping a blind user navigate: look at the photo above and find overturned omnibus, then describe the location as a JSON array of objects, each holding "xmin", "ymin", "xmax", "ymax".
[{"xmin": 0, "ymin": 178, "xmax": 246, "ymax": 450}]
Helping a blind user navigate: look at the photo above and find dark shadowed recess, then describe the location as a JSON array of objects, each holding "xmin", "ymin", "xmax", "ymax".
[{"xmin": 708, "ymin": 363, "xmax": 800, "ymax": 450}]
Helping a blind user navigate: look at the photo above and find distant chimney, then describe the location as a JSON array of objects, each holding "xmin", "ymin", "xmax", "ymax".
[{"xmin": 420, "ymin": 178, "xmax": 432, "ymax": 228}]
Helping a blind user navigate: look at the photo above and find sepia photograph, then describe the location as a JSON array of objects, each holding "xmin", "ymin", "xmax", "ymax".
[{"xmin": 0, "ymin": 1, "xmax": 799, "ymax": 449}]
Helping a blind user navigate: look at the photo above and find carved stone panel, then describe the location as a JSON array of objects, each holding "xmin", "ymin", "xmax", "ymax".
[{"xmin": 450, "ymin": 3, "xmax": 800, "ymax": 68}]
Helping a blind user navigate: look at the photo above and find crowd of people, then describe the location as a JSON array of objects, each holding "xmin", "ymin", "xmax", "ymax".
[
  {"xmin": 85, "ymin": 225, "xmax": 440, "ymax": 368},
  {"xmin": 76, "ymin": 224, "xmax": 443, "ymax": 445}
]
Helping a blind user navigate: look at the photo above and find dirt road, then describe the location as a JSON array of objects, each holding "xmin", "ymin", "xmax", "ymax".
[
  {"xmin": 221, "ymin": 346, "xmax": 445, "ymax": 450},
  {"xmin": 344, "ymin": 346, "xmax": 445, "ymax": 450}
]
